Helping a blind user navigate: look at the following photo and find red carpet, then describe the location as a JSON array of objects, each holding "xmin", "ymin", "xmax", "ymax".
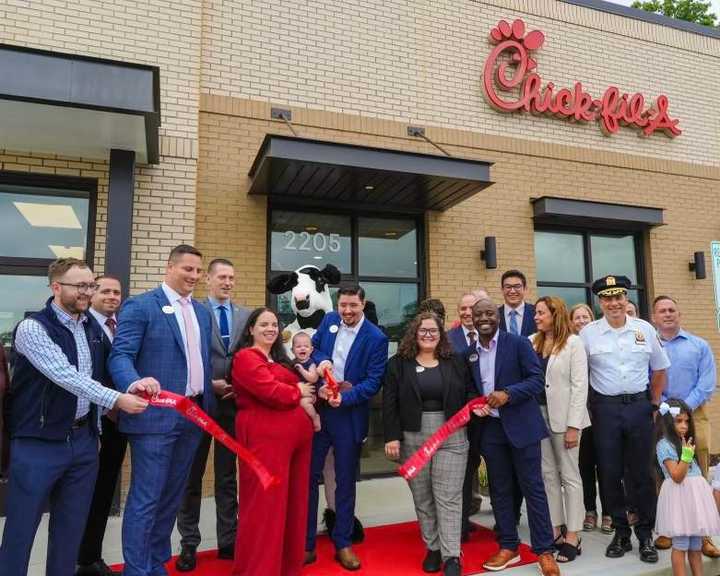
[{"xmin": 111, "ymin": 521, "xmax": 536, "ymax": 575}]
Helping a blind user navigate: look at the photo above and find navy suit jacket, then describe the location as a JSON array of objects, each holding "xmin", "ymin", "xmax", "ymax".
[
  {"xmin": 109, "ymin": 286, "xmax": 215, "ymax": 434},
  {"xmin": 447, "ymin": 325, "xmax": 471, "ymax": 355},
  {"xmin": 469, "ymin": 330, "xmax": 547, "ymax": 448},
  {"xmin": 311, "ymin": 311, "xmax": 388, "ymax": 444},
  {"xmin": 498, "ymin": 302, "xmax": 536, "ymax": 337}
]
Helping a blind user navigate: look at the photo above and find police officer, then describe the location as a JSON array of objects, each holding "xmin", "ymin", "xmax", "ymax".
[{"xmin": 579, "ymin": 275, "xmax": 669, "ymax": 563}]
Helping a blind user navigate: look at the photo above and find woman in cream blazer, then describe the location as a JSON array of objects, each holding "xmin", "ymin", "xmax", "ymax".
[{"xmin": 531, "ymin": 296, "xmax": 590, "ymax": 563}]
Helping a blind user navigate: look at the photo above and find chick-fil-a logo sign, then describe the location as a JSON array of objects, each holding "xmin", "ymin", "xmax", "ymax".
[{"xmin": 482, "ymin": 19, "xmax": 681, "ymax": 138}]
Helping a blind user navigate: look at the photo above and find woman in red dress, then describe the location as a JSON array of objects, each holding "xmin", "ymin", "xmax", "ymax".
[{"xmin": 231, "ymin": 307, "xmax": 315, "ymax": 576}]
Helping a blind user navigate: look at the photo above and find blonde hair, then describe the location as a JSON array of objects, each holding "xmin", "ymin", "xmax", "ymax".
[
  {"xmin": 569, "ymin": 303, "xmax": 595, "ymax": 334},
  {"xmin": 533, "ymin": 296, "xmax": 573, "ymax": 355}
]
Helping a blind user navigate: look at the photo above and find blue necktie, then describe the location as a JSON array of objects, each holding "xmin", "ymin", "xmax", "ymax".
[
  {"xmin": 218, "ymin": 305, "xmax": 230, "ymax": 351},
  {"xmin": 509, "ymin": 309, "xmax": 519, "ymax": 335}
]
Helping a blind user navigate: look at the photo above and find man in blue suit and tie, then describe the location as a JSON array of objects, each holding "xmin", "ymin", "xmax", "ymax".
[
  {"xmin": 498, "ymin": 270, "xmax": 536, "ymax": 337},
  {"xmin": 109, "ymin": 244, "xmax": 215, "ymax": 576},
  {"xmin": 468, "ymin": 299, "xmax": 559, "ymax": 576},
  {"xmin": 448, "ymin": 289, "xmax": 488, "ymax": 355},
  {"xmin": 305, "ymin": 284, "xmax": 388, "ymax": 571}
]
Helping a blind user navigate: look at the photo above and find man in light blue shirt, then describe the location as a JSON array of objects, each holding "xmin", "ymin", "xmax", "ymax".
[{"xmin": 652, "ymin": 294, "xmax": 718, "ymax": 557}]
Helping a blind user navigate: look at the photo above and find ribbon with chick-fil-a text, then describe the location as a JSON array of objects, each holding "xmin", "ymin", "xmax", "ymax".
[
  {"xmin": 142, "ymin": 390, "xmax": 279, "ymax": 490},
  {"xmin": 398, "ymin": 397, "xmax": 487, "ymax": 481}
]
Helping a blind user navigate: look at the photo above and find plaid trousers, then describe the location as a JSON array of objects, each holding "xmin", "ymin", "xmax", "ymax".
[{"xmin": 400, "ymin": 411, "xmax": 468, "ymax": 559}]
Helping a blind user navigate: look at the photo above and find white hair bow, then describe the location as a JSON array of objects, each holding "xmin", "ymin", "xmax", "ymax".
[{"xmin": 659, "ymin": 402, "xmax": 680, "ymax": 417}]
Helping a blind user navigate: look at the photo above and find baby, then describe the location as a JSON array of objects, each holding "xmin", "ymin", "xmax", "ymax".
[{"xmin": 291, "ymin": 331, "xmax": 321, "ymax": 432}]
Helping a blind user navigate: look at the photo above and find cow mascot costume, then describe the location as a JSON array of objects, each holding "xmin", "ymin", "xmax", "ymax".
[{"xmin": 267, "ymin": 264, "xmax": 365, "ymax": 543}]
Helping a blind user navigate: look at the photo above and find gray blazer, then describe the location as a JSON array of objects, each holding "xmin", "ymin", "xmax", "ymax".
[{"xmin": 203, "ymin": 298, "xmax": 251, "ymax": 381}]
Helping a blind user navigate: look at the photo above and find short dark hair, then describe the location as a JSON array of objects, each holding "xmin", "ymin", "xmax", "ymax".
[
  {"xmin": 208, "ymin": 258, "xmax": 234, "ymax": 273},
  {"xmin": 337, "ymin": 284, "xmax": 365, "ymax": 301},
  {"xmin": 95, "ymin": 273, "xmax": 122, "ymax": 284},
  {"xmin": 48, "ymin": 258, "xmax": 89, "ymax": 284},
  {"xmin": 169, "ymin": 244, "xmax": 202, "ymax": 263},
  {"xmin": 653, "ymin": 294, "xmax": 678, "ymax": 308},
  {"xmin": 418, "ymin": 298, "xmax": 446, "ymax": 322},
  {"xmin": 501, "ymin": 269, "xmax": 527, "ymax": 287}
]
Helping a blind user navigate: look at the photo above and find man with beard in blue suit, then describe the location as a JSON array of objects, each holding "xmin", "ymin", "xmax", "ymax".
[
  {"xmin": 468, "ymin": 298, "xmax": 559, "ymax": 576},
  {"xmin": 305, "ymin": 284, "xmax": 388, "ymax": 571}
]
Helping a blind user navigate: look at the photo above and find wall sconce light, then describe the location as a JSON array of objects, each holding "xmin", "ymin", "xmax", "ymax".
[
  {"xmin": 481, "ymin": 236, "xmax": 497, "ymax": 269},
  {"xmin": 689, "ymin": 251, "xmax": 706, "ymax": 280}
]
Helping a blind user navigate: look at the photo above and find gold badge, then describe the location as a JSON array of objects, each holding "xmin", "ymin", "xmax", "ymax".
[
  {"xmin": 606, "ymin": 276, "xmax": 616, "ymax": 286},
  {"xmin": 635, "ymin": 330, "xmax": 646, "ymax": 344}
]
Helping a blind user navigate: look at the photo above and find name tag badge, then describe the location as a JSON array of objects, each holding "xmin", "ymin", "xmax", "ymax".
[
  {"xmin": 329, "ymin": 325, "xmax": 339, "ymax": 334},
  {"xmin": 162, "ymin": 305, "xmax": 175, "ymax": 314},
  {"xmin": 469, "ymin": 353, "xmax": 479, "ymax": 363},
  {"xmin": 416, "ymin": 365, "xmax": 425, "ymax": 373}
]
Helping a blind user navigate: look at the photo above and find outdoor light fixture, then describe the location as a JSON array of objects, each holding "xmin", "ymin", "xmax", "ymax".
[
  {"xmin": 689, "ymin": 251, "xmax": 706, "ymax": 279},
  {"xmin": 481, "ymin": 236, "xmax": 497, "ymax": 269}
]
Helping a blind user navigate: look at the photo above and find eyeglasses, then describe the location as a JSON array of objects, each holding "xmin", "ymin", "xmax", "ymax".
[
  {"xmin": 57, "ymin": 282, "xmax": 99, "ymax": 294},
  {"xmin": 502, "ymin": 283, "xmax": 524, "ymax": 292},
  {"xmin": 418, "ymin": 328, "xmax": 440, "ymax": 336}
]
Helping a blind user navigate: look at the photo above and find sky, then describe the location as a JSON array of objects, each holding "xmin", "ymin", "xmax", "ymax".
[{"xmin": 607, "ymin": 0, "xmax": 720, "ymax": 22}]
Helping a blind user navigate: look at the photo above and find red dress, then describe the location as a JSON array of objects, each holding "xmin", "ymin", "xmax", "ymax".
[{"xmin": 231, "ymin": 347, "xmax": 314, "ymax": 576}]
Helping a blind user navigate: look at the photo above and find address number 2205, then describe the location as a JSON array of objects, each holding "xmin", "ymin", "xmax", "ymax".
[{"xmin": 284, "ymin": 231, "xmax": 342, "ymax": 253}]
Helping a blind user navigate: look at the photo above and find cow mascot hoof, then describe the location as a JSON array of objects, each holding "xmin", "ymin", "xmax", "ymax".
[{"xmin": 323, "ymin": 508, "xmax": 365, "ymax": 544}]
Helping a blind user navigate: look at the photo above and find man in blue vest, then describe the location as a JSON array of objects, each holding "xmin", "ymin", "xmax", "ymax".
[
  {"xmin": 0, "ymin": 258, "xmax": 150, "ymax": 576},
  {"xmin": 305, "ymin": 284, "xmax": 388, "ymax": 571}
]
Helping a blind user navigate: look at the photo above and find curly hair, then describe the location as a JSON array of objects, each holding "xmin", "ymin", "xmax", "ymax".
[{"xmin": 397, "ymin": 311, "xmax": 453, "ymax": 360}]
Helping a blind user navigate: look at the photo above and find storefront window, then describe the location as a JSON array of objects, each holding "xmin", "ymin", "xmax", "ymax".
[
  {"xmin": 535, "ymin": 229, "xmax": 646, "ymax": 317},
  {"xmin": 0, "ymin": 175, "xmax": 96, "ymax": 356},
  {"xmin": 269, "ymin": 208, "xmax": 423, "ymax": 476}
]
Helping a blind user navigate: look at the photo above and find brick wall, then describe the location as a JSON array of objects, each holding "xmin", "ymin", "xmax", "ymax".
[
  {"xmin": 199, "ymin": 0, "xmax": 719, "ymax": 166},
  {"xmin": 197, "ymin": 94, "xmax": 720, "ymax": 448}
]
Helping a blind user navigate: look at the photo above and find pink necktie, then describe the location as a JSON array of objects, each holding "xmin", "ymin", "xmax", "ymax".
[{"xmin": 180, "ymin": 297, "xmax": 204, "ymax": 396}]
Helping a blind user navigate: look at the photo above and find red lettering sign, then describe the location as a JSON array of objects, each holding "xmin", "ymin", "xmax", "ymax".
[{"xmin": 482, "ymin": 19, "xmax": 681, "ymax": 138}]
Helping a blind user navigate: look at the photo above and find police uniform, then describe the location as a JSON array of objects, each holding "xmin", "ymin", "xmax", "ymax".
[{"xmin": 579, "ymin": 275, "xmax": 670, "ymax": 561}]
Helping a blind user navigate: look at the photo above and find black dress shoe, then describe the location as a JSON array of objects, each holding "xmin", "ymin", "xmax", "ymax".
[
  {"xmin": 217, "ymin": 545, "xmax": 234, "ymax": 560},
  {"xmin": 443, "ymin": 557, "xmax": 461, "ymax": 576},
  {"xmin": 639, "ymin": 539, "xmax": 659, "ymax": 563},
  {"xmin": 422, "ymin": 549, "xmax": 442, "ymax": 573},
  {"xmin": 606, "ymin": 534, "xmax": 632, "ymax": 558},
  {"xmin": 175, "ymin": 547, "xmax": 197, "ymax": 572},
  {"xmin": 75, "ymin": 560, "xmax": 121, "ymax": 576}
]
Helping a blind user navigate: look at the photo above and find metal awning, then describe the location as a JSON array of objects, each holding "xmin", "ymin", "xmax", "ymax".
[
  {"xmin": 0, "ymin": 45, "xmax": 160, "ymax": 164},
  {"xmin": 248, "ymin": 135, "xmax": 493, "ymax": 212},
  {"xmin": 532, "ymin": 196, "xmax": 664, "ymax": 230}
]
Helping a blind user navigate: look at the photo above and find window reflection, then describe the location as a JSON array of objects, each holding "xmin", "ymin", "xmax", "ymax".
[
  {"xmin": 0, "ymin": 188, "xmax": 90, "ymax": 260},
  {"xmin": 0, "ymin": 275, "xmax": 48, "ymax": 348},
  {"xmin": 359, "ymin": 218, "xmax": 417, "ymax": 278},
  {"xmin": 270, "ymin": 211, "xmax": 351, "ymax": 273},
  {"xmin": 537, "ymin": 286, "xmax": 586, "ymax": 309},
  {"xmin": 591, "ymin": 235, "xmax": 637, "ymax": 284},
  {"xmin": 535, "ymin": 231, "xmax": 584, "ymax": 283}
]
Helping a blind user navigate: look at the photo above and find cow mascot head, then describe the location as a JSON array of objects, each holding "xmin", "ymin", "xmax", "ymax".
[{"xmin": 267, "ymin": 264, "xmax": 341, "ymax": 347}]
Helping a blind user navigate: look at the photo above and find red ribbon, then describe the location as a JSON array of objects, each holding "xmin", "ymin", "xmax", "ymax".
[
  {"xmin": 323, "ymin": 367, "xmax": 340, "ymax": 399},
  {"xmin": 398, "ymin": 397, "xmax": 487, "ymax": 481},
  {"xmin": 142, "ymin": 391, "xmax": 279, "ymax": 490}
]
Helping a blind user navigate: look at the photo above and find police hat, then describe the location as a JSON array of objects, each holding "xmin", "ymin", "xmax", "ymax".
[{"xmin": 592, "ymin": 275, "xmax": 631, "ymax": 297}]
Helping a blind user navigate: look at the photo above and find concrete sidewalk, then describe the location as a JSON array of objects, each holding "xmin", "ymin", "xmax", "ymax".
[{"xmin": 4, "ymin": 476, "xmax": 718, "ymax": 575}]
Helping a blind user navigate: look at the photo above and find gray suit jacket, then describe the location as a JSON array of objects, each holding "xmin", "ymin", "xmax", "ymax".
[{"xmin": 203, "ymin": 299, "xmax": 251, "ymax": 382}]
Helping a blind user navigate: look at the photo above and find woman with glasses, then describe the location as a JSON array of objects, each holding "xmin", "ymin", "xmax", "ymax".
[{"xmin": 383, "ymin": 311, "xmax": 476, "ymax": 576}]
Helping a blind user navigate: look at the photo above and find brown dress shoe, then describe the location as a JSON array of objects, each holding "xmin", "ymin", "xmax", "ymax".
[
  {"xmin": 537, "ymin": 552, "xmax": 560, "ymax": 576},
  {"xmin": 482, "ymin": 548, "xmax": 521, "ymax": 571},
  {"xmin": 335, "ymin": 547, "xmax": 361, "ymax": 571},
  {"xmin": 304, "ymin": 550, "xmax": 317, "ymax": 565},
  {"xmin": 702, "ymin": 537, "xmax": 720, "ymax": 558},
  {"xmin": 654, "ymin": 535, "xmax": 672, "ymax": 550}
]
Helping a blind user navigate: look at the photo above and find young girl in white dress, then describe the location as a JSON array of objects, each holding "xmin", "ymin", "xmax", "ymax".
[{"xmin": 655, "ymin": 399, "xmax": 720, "ymax": 576}]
